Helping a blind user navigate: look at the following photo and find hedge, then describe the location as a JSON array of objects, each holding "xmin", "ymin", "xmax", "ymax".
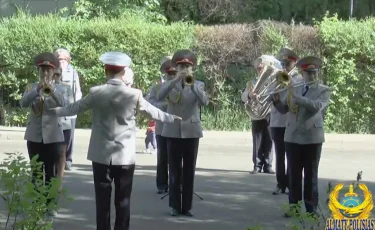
[
  {"xmin": 0, "ymin": 12, "xmax": 194, "ymax": 128},
  {"xmin": 1, "ymin": 12, "xmax": 375, "ymax": 133}
]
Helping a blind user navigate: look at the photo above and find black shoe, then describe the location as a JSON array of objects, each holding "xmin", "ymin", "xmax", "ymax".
[
  {"xmin": 250, "ymin": 168, "xmax": 261, "ymax": 174},
  {"xmin": 170, "ymin": 209, "xmax": 179, "ymax": 216},
  {"xmin": 263, "ymin": 168, "xmax": 275, "ymax": 174},
  {"xmin": 157, "ymin": 188, "xmax": 168, "ymax": 194},
  {"xmin": 272, "ymin": 187, "xmax": 286, "ymax": 195},
  {"xmin": 181, "ymin": 210, "xmax": 193, "ymax": 217}
]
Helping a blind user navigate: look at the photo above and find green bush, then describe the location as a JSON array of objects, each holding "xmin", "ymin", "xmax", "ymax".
[
  {"xmin": 0, "ymin": 152, "xmax": 66, "ymax": 229},
  {"xmin": 2, "ymin": 12, "xmax": 375, "ymax": 133},
  {"xmin": 317, "ymin": 14, "xmax": 375, "ymax": 133},
  {"xmin": 0, "ymin": 11, "xmax": 193, "ymax": 128}
]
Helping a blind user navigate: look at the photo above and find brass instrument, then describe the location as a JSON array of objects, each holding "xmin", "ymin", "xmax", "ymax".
[
  {"xmin": 245, "ymin": 55, "xmax": 289, "ymax": 120},
  {"xmin": 31, "ymin": 97, "xmax": 44, "ymax": 116},
  {"xmin": 184, "ymin": 74, "xmax": 194, "ymax": 86},
  {"xmin": 41, "ymin": 77, "xmax": 53, "ymax": 97},
  {"xmin": 42, "ymin": 83, "xmax": 52, "ymax": 97},
  {"xmin": 260, "ymin": 79, "xmax": 318, "ymax": 97}
]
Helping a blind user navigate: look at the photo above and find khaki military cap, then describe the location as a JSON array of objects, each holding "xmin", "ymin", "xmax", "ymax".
[
  {"xmin": 34, "ymin": 52, "xmax": 60, "ymax": 68},
  {"xmin": 160, "ymin": 59, "xmax": 177, "ymax": 74},
  {"xmin": 277, "ymin": 47, "xmax": 299, "ymax": 62},
  {"xmin": 172, "ymin": 49, "xmax": 197, "ymax": 66},
  {"xmin": 296, "ymin": 56, "xmax": 322, "ymax": 72}
]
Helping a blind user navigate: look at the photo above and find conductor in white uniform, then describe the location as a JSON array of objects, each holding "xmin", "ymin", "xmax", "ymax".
[{"xmin": 49, "ymin": 52, "xmax": 181, "ymax": 230}]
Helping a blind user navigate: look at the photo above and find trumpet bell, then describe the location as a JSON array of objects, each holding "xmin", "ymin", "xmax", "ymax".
[
  {"xmin": 184, "ymin": 75, "xmax": 194, "ymax": 86},
  {"xmin": 42, "ymin": 84, "xmax": 52, "ymax": 97},
  {"xmin": 276, "ymin": 71, "xmax": 290, "ymax": 86}
]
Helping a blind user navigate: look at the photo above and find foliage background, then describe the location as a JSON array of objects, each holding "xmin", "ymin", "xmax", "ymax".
[{"xmin": 1, "ymin": 0, "xmax": 375, "ymax": 133}]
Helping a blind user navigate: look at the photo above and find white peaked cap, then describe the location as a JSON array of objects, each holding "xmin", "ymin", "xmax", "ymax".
[
  {"xmin": 253, "ymin": 55, "xmax": 282, "ymax": 70},
  {"xmin": 124, "ymin": 67, "xmax": 134, "ymax": 85},
  {"xmin": 99, "ymin": 51, "xmax": 132, "ymax": 67}
]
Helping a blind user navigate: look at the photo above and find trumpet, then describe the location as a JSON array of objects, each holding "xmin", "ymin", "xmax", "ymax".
[
  {"xmin": 40, "ymin": 78, "xmax": 53, "ymax": 97},
  {"xmin": 184, "ymin": 74, "xmax": 194, "ymax": 86}
]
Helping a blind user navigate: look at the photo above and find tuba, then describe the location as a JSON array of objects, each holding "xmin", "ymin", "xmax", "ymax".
[{"xmin": 245, "ymin": 55, "xmax": 290, "ymax": 120}]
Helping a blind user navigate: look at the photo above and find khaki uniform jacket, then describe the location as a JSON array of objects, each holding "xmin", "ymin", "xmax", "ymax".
[
  {"xmin": 20, "ymin": 83, "xmax": 66, "ymax": 144},
  {"xmin": 156, "ymin": 79, "xmax": 209, "ymax": 139},
  {"xmin": 53, "ymin": 79, "xmax": 175, "ymax": 166},
  {"xmin": 270, "ymin": 72, "xmax": 303, "ymax": 127},
  {"xmin": 56, "ymin": 82, "xmax": 74, "ymax": 130},
  {"xmin": 147, "ymin": 82, "xmax": 168, "ymax": 135},
  {"xmin": 274, "ymin": 83, "xmax": 331, "ymax": 144}
]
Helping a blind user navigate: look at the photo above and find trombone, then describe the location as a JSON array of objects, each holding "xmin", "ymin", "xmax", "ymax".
[
  {"xmin": 253, "ymin": 68, "xmax": 294, "ymax": 104},
  {"xmin": 260, "ymin": 80, "xmax": 318, "ymax": 98}
]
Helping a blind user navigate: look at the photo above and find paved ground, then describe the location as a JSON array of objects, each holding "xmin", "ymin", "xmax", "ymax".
[{"xmin": 1, "ymin": 126, "xmax": 375, "ymax": 230}]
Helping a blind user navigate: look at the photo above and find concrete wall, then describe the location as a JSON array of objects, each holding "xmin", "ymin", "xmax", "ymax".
[{"xmin": 0, "ymin": 0, "xmax": 76, "ymax": 17}]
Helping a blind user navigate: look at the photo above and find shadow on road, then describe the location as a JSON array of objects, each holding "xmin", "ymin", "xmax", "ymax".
[{"xmin": 31, "ymin": 164, "xmax": 374, "ymax": 230}]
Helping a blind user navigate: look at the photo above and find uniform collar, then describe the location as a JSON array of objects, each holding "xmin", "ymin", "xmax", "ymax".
[{"xmin": 107, "ymin": 78, "xmax": 125, "ymax": 85}]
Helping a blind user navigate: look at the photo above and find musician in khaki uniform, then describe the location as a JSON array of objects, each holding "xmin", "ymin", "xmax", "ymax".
[
  {"xmin": 271, "ymin": 48, "xmax": 302, "ymax": 195},
  {"xmin": 241, "ymin": 56, "xmax": 275, "ymax": 175},
  {"xmin": 19, "ymin": 52, "xmax": 67, "ymax": 217},
  {"xmin": 55, "ymin": 48, "xmax": 82, "ymax": 170},
  {"xmin": 156, "ymin": 49, "xmax": 209, "ymax": 217},
  {"xmin": 53, "ymin": 67, "xmax": 74, "ymax": 187},
  {"xmin": 147, "ymin": 56, "xmax": 177, "ymax": 194},
  {"xmin": 272, "ymin": 56, "xmax": 331, "ymax": 217},
  {"xmin": 49, "ymin": 51, "xmax": 181, "ymax": 230}
]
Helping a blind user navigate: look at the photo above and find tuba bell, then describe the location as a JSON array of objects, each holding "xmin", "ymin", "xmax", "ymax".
[{"xmin": 245, "ymin": 55, "xmax": 290, "ymax": 120}]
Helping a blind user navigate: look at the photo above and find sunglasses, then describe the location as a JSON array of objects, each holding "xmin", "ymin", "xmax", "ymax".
[{"xmin": 54, "ymin": 73, "xmax": 62, "ymax": 77}]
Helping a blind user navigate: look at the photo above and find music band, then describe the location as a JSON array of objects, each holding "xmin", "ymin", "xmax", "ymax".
[
  {"xmin": 15, "ymin": 46, "xmax": 330, "ymax": 229},
  {"xmin": 243, "ymin": 47, "xmax": 331, "ymax": 218}
]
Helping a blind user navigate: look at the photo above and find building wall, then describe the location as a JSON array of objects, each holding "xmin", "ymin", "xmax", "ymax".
[{"xmin": 0, "ymin": 0, "xmax": 76, "ymax": 17}]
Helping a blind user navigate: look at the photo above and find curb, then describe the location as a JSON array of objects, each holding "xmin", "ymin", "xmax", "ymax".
[{"xmin": 1, "ymin": 126, "xmax": 375, "ymax": 141}]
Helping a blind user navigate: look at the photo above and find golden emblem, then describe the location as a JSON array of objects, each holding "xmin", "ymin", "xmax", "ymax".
[{"xmin": 328, "ymin": 184, "xmax": 373, "ymax": 219}]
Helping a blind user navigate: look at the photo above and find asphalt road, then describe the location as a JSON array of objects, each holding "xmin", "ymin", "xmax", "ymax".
[{"xmin": 0, "ymin": 127, "xmax": 374, "ymax": 230}]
